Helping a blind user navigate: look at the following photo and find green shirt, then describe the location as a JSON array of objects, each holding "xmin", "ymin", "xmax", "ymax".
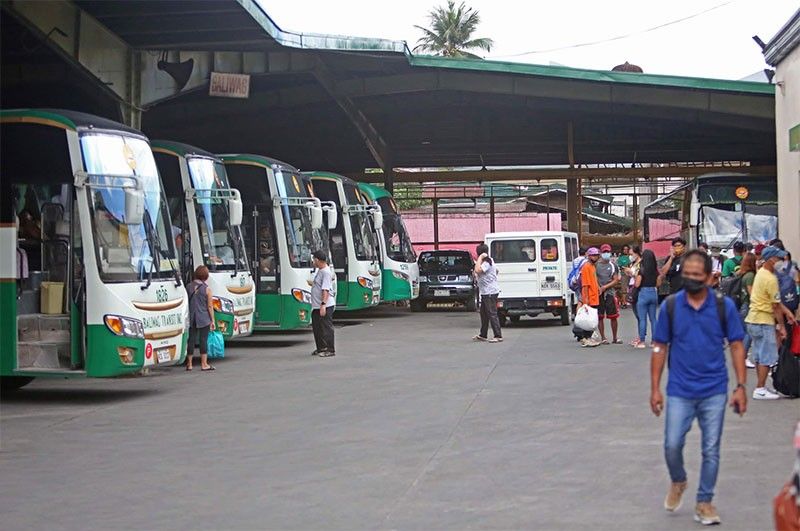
[
  {"xmin": 721, "ymin": 255, "xmax": 742, "ymax": 277},
  {"xmin": 740, "ymin": 270, "xmax": 755, "ymax": 307},
  {"xmin": 617, "ymin": 255, "xmax": 631, "ymax": 268}
]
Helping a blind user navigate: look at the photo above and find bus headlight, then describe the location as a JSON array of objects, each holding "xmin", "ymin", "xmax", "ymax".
[
  {"xmin": 212, "ymin": 297, "xmax": 234, "ymax": 314},
  {"xmin": 291, "ymin": 288, "xmax": 311, "ymax": 304},
  {"xmin": 391, "ymin": 270, "xmax": 409, "ymax": 281},
  {"xmin": 104, "ymin": 315, "xmax": 145, "ymax": 339},
  {"xmin": 357, "ymin": 276, "xmax": 373, "ymax": 289}
]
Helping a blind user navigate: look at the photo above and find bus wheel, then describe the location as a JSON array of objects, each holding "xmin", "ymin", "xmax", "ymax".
[
  {"xmin": 560, "ymin": 307, "xmax": 571, "ymax": 326},
  {"xmin": 1, "ymin": 376, "xmax": 35, "ymax": 393},
  {"xmin": 466, "ymin": 295, "xmax": 477, "ymax": 312},
  {"xmin": 410, "ymin": 299, "xmax": 426, "ymax": 312},
  {"xmin": 498, "ymin": 313, "xmax": 508, "ymax": 327}
]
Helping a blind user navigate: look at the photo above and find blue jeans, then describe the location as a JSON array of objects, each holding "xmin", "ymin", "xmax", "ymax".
[
  {"xmin": 664, "ymin": 393, "xmax": 727, "ymax": 503},
  {"xmin": 636, "ymin": 287, "xmax": 658, "ymax": 342},
  {"xmin": 739, "ymin": 302, "xmax": 751, "ymax": 353}
]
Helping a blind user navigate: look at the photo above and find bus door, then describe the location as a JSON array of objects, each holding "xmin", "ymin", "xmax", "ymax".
[{"xmin": 251, "ymin": 204, "xmax": 280, "ymax": 324}]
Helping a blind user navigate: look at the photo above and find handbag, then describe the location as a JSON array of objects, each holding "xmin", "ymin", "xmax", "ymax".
[
  {"xmin": 207, "ymin": 330, "xmax": 225, "ymax": 359},
  {"xmin": 791, "ymin": 323, "xmax": 800, "ymax": 356},
  {"xmin": 574, "ymin": 304, "xmax": 598, "ymax": 332}
]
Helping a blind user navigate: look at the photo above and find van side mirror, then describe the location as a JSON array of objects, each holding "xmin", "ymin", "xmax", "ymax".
[
  {"xmin": 372, "ymin": 208, "xmax": 383, "ymax": 228},
  {"xmin": 124, "ymin": 188, "xmax": 145, "ymax": 225},
  {"xmin": 326, "ymin": 208, "xmax": 338, "ymax": 230},
  {"xmin": 311, "ymin": 205, "xmax": 323, "ymax": 229},
  {"xmin": 228, "ymin": 189, "xmax": 243, "ymax": 227}
]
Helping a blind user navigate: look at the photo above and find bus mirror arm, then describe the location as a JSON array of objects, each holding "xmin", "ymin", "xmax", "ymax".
[{"xmin": 74, "ymin": 171, "xmax": 145, "ymax": 225}]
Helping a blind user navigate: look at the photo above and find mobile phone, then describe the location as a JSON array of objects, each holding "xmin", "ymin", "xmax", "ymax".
[{"xmin": 732, "ymin": 401, "xmax": 741, "ymax": 415}]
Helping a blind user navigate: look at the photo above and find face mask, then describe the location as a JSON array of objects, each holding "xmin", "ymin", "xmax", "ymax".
[
  {"xmin": 683, "ymin": 278, "xmax": 706, "ymax": 294},
  {"xmin": 601, "ymin": 252, "xmax": 611, "ymax": 260}
]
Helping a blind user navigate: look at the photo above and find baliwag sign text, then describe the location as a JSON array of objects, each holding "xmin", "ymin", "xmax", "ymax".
[{"xmin": 209, "ymin": 72, "xmax": 250, "ymax": 99}]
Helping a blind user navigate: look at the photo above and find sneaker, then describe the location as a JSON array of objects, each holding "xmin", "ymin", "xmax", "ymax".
[
  {"xmin": 664, "ymin": 481, "xmax": 687, "ymax": 512},
  {"xmin": 745, "ymin": 358, "xmax": 755, "ymax": 369},
  {"xmin": 694, "ymin": 502, "xmax": 721, "ymax": 525},
  {"xmin": 752, "ymin": 387, "xmax": 779, "ymax": 400},
  {"xmin": 635, "ymin": 342, "xmax": 647, "ymax": 349},
  {"xmin": 473, "ymin": 335, "xmax": 488, "ymax": 342},
  {"xmin": 317, "ymin": 349, "xmax": 335, "ymax": 358},
  {"xmin": 579, "ymin": 338, "xmax": 588, "ymax": 347},
  {"xmin": 581, "ymin": 338, "xmax": 600, "ymax": 348}
]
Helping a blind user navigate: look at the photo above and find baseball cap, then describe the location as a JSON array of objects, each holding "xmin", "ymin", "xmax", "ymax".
[
  {"xmin": 600, "ymin": 243, "xmax": 612, "ymax": 252},
  {"xmin": 761, "ymin": 246, "xmax": 787, "ymax": 261},
  {"xmin": 586, "ymin": 247, "xmax": 600, "ymax": 256},
  {"xmin": 754, "ymin": 243, "xmax": 766, "ymax": 255}
]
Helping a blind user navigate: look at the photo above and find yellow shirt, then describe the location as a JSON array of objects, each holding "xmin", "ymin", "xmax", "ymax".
[{"xmin": 745, "ymin": 268, "xmax": 780, "ymax": 325}]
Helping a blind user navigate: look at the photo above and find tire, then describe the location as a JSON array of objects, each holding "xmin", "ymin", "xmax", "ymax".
[
  {"xmin": 465, "ymin": 294, "xmax": 477, "ymax": 312},
  {"xmin": 509, "ymin": 315, "xmax": 521, "ymax": 324},
  {"xmin": 1, "ymin": 376, "xmax": 34, "ymax": 393},
  {"xmin": 410, "ymin": 299, "xmax": 426, "ymax": 312},
  {"xmin": 560, "ymin": 307, "xmax": 571, "ymax": 326},
  {"xmin": 498, "ymin": 313, "xmax": 508, "ymax": 327}
]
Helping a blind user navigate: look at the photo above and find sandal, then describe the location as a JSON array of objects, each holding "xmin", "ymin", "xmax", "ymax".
[
  {"xmin": 601, "ymin": 339, "xmax": 610, "ymax": 345},
  {"xmin": 201, "ymin": 365, "xmax": 216, "ymax": 371},
  {"xmin": 185, "ymin": 366, "xmax": 192, "ymax": 371},
  {"xmin": 612, "ymin": 339, "xmax": 623, "ymax": 344}
]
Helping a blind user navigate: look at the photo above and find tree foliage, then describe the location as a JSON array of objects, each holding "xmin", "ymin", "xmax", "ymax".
[{"xmin": 414, "ymin": 1, "xmax": 493, "ymax": 59}]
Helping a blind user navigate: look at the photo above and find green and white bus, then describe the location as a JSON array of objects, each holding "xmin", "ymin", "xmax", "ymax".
[
  {"xmin": 1, "ymin": 109, "xmax": 187, "ymax": 390},
  {"xmin": 221, "ymin": 155, "xmax": 328, "ymax": 330},
  {"xmin": 357, "ymin": 183, "xmax": 419, "ymax": 303},
  {"xmin": 309, "ymin": 172, "xmax": 382, "ymax": 310},
  {"xmin": 152, "ymin": 141, "xmax": 255, "ymax": 339}
]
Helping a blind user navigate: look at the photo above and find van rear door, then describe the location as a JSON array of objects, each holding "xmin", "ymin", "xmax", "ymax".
[
  {"xmin": 537, "ymin": 235, "xmax": 564, "ymax": 297},
  {"xmin": 488, "ymin": 237, "xmax": 539, "ymax": 299}
]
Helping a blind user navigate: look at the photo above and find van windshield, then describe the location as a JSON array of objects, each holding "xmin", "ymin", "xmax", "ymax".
[{"xmin": 419, "ymin": 252, "xmax": 472, "ymax": 272}]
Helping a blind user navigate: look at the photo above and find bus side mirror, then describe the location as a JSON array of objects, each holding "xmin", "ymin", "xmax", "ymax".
[
  {"xmin": 228, "ymin": 191, "xmax": 243, "ymax": 227},
  {"xmin": 372, "ymin": 209, "xmax": 383, "ymax": 228},
  {"xmin": 311, "ymin": 205, "xmax": 323, "ymax": 229},
  {"xmin": 689, "ymin": 193, "xmax": 699, "ymax": 227},
  {"xmin": 326, "ymin": 208, "xmax": 338, "ymax": 230},
  {"xmin": 124, "ymin": 188, "xmax": 145, "ymax": 225}
]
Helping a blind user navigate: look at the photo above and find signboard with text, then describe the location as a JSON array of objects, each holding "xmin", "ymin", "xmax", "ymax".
[{"xmin": 209, "ymin": 72, "xmax": 250, "ymax": 99}]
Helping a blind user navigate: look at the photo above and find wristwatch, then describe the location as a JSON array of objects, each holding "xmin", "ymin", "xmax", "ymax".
[{"xmin": 735, "ymin": 383, "xmax": 746, "ymax": 391}]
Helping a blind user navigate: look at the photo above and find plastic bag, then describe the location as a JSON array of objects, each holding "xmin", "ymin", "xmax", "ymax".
[
  {"xmin": 574, "ymin": 305, "xmax": 599, "ymax": 332},
  {"xmin": 207, "ymin": 330, "xmax": 225, "ymax": 359}
]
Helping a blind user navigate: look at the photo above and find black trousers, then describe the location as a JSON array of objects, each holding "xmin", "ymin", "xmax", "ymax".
[
  {"xmin": 479, "ymin": 293, "xmax": 502, "ymax": 339},
  {"xmin": 187, "ymin": 325, "xmax": 210, "ymax": 356},
  {"xmin": 311, "ymin": 306, "xmax": 335, "ymax": 352}
]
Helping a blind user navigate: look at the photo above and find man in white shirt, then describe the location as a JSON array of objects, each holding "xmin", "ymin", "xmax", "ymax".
[{"xmin": 311, "ymin": 250, "xmax": 337, "ymax": 357}]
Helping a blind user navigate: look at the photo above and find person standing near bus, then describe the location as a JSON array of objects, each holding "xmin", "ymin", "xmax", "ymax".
[
  {"xmin": 596, "ymin": 243, "xmax": 622, "ymax": 344},
  {"xmin": 660, "ymin": 237, "xmax": 687, "ymax": 295},
  {"xmin": 579, "ymin": 247, "xmax": 602, "ymax": 347},
  {"xmin": 634, "ymin": 249, "xmax": 660, "ymax": 349},
  {"xmin": 311, "ymin": 250, "xmax": 336, "ymax": 357},
  {"xmin": 721, "ymin": 241, "xmax": 745, "ymax": 278},
  {"xmin": 186, "ymin": 265, "xmax": 215, "ymax": 371},
  {"xmin": 617, "ymin": 244, "xmax": 632, "ymax": 309},
  {"xmin": 473, "ymin": 244, "xmax": 503, "ymax": 343}
]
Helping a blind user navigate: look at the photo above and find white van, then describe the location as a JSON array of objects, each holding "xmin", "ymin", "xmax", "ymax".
[{"xmin": 484, "ymin": 231, "xmax": 579, "ymax": 326}]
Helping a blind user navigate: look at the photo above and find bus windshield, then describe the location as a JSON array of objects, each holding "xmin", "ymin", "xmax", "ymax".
[
  {"xmin": 348, "ymin": 208, "xmax": 379, "ymax": 262},
  {"xmin": 275, "ymin": 168, "xmax": 326, "ymax": 268},
  {"xmin": 187, "ymin": 157, "xmax": 247, "ymax": 272},
  {"xmin": 376, "ymin": 197, "xmax": 416, "ymax": 263},
  {"xmin": 699, "ymin": 204, "xmax": 778, "ymax": 247},
  {"xmin": 81, "ymin": 132, "xmax": 177, "ymax": 282}
]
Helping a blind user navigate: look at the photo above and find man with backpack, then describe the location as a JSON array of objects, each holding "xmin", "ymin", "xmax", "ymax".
[
  {"xmin": 745, "ymin": 246, "xmax": 797, "ymax": 399},
  {"xmin": 650, "ymin": 249, "xmax": 747, "ymax": 526},
  {"xmin": 721, "ymin": 241, "xmax": 745, "ymax": 278}
]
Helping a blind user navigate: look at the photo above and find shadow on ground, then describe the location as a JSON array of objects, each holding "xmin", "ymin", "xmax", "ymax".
[{"xmin": 1, "ymin": 387, "xmax": 158, "ymax": 405}]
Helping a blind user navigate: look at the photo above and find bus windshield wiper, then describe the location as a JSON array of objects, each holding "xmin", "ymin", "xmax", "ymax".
[
  {"xmin": 140, "ymin": 212, "xmax": 160, "ymax": 290},
  {"xmin": 228, "ymin": 223, "xmax": 242, "ymax": 278}
]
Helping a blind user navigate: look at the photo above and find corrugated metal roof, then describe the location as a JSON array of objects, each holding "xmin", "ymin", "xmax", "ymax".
[{"xmin": 763, "ymin": 8, "xmax": 800, "ymax": 65}]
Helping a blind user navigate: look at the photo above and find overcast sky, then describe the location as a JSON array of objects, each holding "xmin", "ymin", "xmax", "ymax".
[{"xmin": 259, "ymin": 0, "xmax": 797, "ymax": 80}]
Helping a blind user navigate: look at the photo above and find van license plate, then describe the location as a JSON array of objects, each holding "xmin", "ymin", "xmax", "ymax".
[
  {"xmin": 434, "ymin": 289, "xmax": 450, "ymax": 297},
  {"xmin": 541, "ymin": 281, "xmax": 561, "ymax": 290},
  {"xmin": 156, "ymin": 348, "xmax": 172, "ymax": 363}
]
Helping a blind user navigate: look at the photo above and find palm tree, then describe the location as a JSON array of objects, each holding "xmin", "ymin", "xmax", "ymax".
[{"xmin": 414, "ymin": 1, "xmax": 494, "ymax": 59}]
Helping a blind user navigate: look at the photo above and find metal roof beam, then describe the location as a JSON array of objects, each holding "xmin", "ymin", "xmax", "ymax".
[{"xmin": 311, "ymin": 57, "xmax": 390, "ymax": 169}]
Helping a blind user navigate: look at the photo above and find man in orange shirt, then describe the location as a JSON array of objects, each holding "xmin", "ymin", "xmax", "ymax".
[{"xmin": 579, "ymin": 247, "xmax": 602, "ymax": 347}]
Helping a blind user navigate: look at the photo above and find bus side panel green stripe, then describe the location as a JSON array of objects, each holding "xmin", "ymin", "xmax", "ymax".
[
  {"xmin": 0, "ymin": 282, "xmax": 17, "ymax": 376},
  {"xmin": 381, "ymin": 271, "xmax": 412, "ymax": 302},
  {"xmin": 84, "ymin": 325, "xmax": 143, "ymax": 378},
  {"xmin": 253, "ymin": 293, "xmax": 311, "ymax": 330}
]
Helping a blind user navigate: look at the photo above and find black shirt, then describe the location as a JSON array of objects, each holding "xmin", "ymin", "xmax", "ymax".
[
  {"xmin": 639, "ymin": 264, "xmax": 659, "ymax": 288},
  {"xmin": 665, "ymin": 255, "xmax": 684, "ymax": 294}
]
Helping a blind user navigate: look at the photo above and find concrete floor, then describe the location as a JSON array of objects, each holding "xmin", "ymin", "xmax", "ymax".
[{"xmin": 1, "ymin": 306, "xmax": 796, "ymax": 530}]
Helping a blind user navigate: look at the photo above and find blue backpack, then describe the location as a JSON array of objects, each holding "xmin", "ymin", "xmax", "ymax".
[
  {"xmin": 568, "ymin": 257, "xmax": 587, "ymax": 296},
  {"xmin": 777, "ymin": 262, "xmax": 799, "ymax": 312}
]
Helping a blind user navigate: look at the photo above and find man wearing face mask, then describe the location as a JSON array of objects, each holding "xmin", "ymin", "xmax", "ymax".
[
  {"xmin": 596, "ymin": 243, "xmax": 622, "ymax": 344},
  {"xmin": 744, "ymin": 245, "xmax": 797, "ymax": 400},
  {"xmin": 650, "ymin": 250, "xmax": 747, "ymax": 526}
]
